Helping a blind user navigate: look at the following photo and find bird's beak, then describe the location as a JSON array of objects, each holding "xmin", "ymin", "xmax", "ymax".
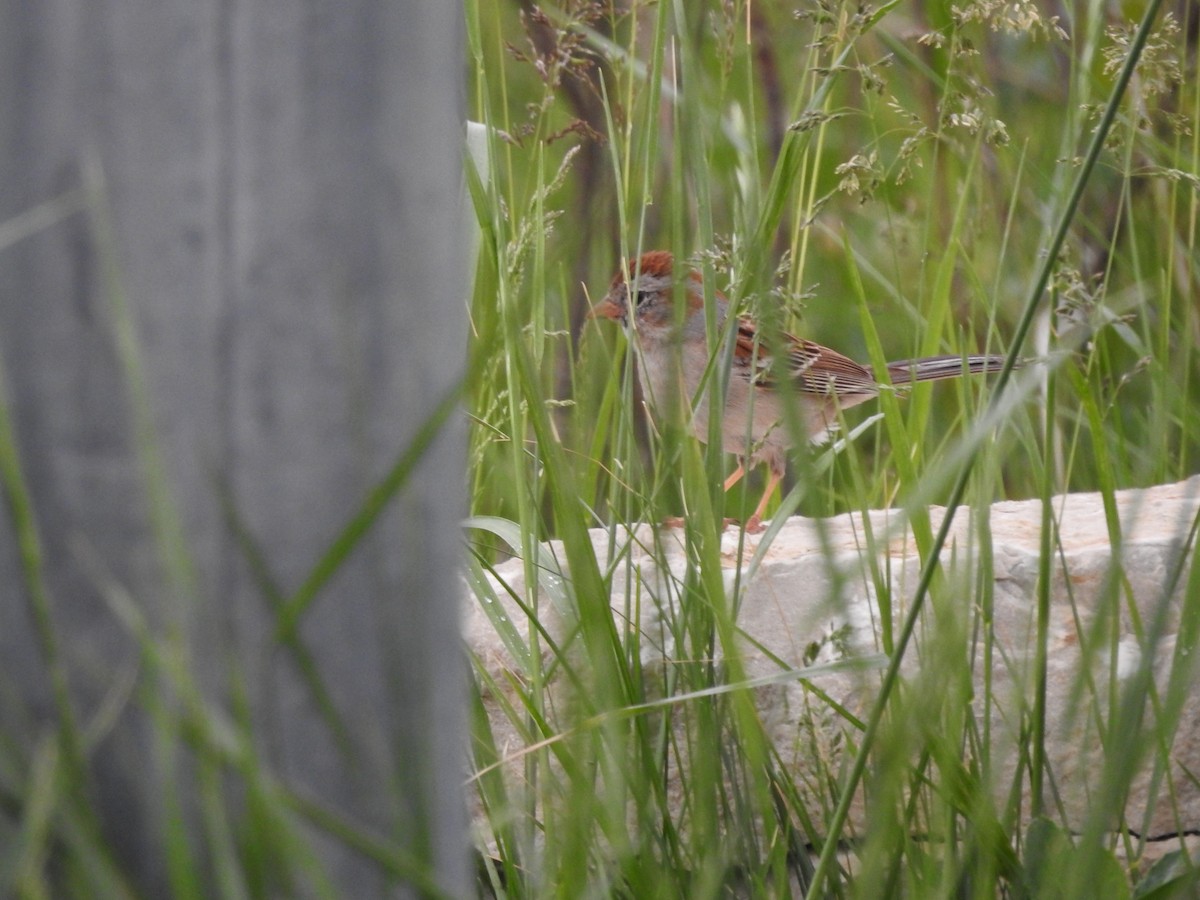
[{"xmin": 586, "ymin": 295, "xmax": 625, "ymax": 321}]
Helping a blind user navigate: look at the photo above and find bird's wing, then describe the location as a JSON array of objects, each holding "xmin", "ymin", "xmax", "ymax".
[{"xmin": 732, "ymin": 317, "xmax": 878, "ymax": 397}]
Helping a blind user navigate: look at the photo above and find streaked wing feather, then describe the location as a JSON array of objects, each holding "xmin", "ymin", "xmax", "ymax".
[{"xmin": 733, "ymin": 317, "xmax": 878, "ymax": 397}]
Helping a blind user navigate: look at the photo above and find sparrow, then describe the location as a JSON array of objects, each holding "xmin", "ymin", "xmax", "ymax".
[{"xmin": 588, "ymin": 250, "xmax": 1007, "ymax": 533}]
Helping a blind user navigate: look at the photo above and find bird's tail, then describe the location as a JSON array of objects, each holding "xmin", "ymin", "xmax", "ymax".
[{"xmin": 885, "ymin": 355, "xmax": 1010, "ymax": 384}]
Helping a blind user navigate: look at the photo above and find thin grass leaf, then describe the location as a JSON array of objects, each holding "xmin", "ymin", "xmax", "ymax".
[{"xmin": 275, "ymin": 381, "xmax": 464, "ymax": 641}]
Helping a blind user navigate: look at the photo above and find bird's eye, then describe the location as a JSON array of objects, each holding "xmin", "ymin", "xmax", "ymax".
[{"xmin": 634, "ymin": 289, "xmax": 651, "ymax": 308}]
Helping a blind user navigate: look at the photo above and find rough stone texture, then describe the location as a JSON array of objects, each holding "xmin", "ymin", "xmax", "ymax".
[{"xmin": 467, "ymin": 477, "xmax": 1200, "ymax": 841}]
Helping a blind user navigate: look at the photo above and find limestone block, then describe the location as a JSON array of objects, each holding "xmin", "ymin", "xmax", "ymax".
[{"xmin": 466, "ymin": 477, "xmax": 1200, "ymax": 840}]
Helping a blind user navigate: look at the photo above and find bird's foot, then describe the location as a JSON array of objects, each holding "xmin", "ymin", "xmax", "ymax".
[{"xmin": 742, "ymin": 515, "xmax": 767, "ymax": 535}]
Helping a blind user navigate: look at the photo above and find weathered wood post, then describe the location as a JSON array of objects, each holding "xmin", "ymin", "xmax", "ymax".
[{"xmin": 0, "ymin": 0, "xmax": 467, "ymax": 894}]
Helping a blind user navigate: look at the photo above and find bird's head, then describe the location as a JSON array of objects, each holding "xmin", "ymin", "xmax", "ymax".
[{"xmin": 587, "ymin": 251, "xmax": 703, "ymax": 336}]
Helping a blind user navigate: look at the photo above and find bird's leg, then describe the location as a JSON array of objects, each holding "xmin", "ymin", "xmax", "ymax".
[
  {"xmin": 723, "ymin": 463, "xmax": 747, "ymax": 492},
  {"xmin": 714, "ymin": 463, "xmax": 751, "ymax": 529},
  {"xmin": 743, "ymin": 467, "xmax": 783, "ymax": 534},
  {"xmin": 664, "ymin": 463, "xmax": 747, "ymax": 530}
]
